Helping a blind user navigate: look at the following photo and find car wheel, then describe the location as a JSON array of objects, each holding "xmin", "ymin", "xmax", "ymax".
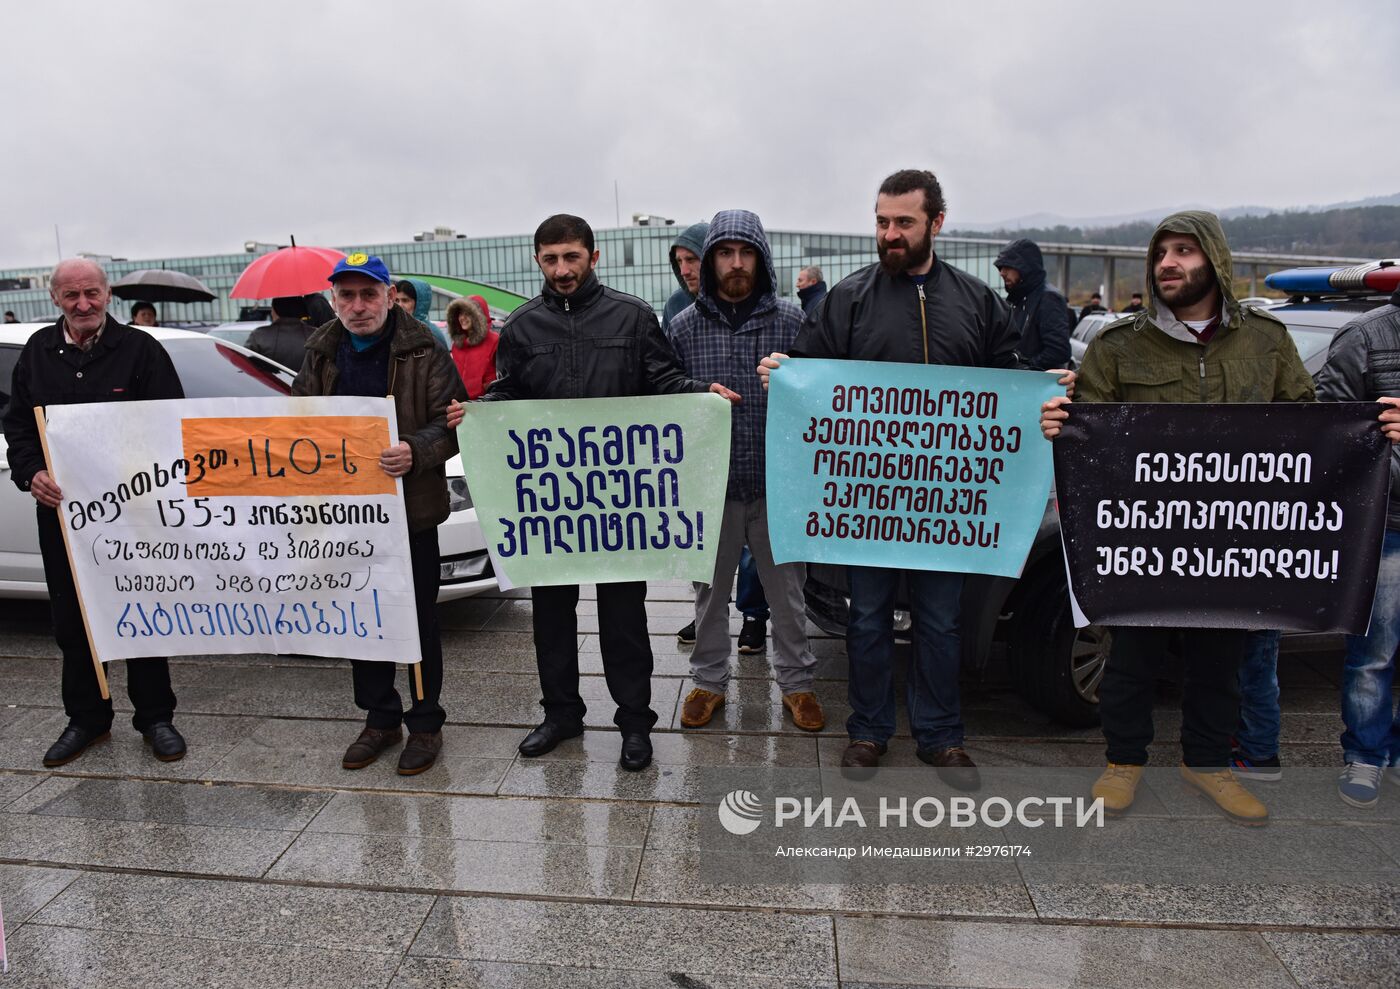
[{"xmin": 1008, "ymin": 571, "xmax": 1106, "ymax": 728}]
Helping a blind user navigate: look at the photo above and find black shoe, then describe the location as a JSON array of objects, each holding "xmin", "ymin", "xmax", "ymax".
[
  {"xmin": 917, "ymin": 745, "xmax": 981, "ymax": 791},
  {"xmin": 737, "ymin": 617, "xmax": 767, "ymax": 654},
  {"xmin": 42, "ymin": 724, "xmax": 111, "ymax": 767},
  {"xmin": 142, "ymin": 722, "xmax": 187, "ymax": 762},
  {"xmin": 518, "ymin": 721, "xmax": 584, "ymax": 758},
  {"xmin": 677, "ymin": 621, "xmax": 696, "ymax": 645},
  {"xmin": 620, "ymin": 732, "xmax": 653, "ymax": 772}
]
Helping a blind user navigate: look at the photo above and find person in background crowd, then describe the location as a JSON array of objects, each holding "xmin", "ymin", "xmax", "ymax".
[
  {"xmin": 393, "ymin": 278, "xmax": 451, "ymax": 349},
  {"xmin": 482, "ymin": 214, "xmax": 740, "ymax": 772},
  {"xmin": 1040, "ymin": 211, "xmax": 1322, "ymax": 826},
  {"xmin": 303, "ymin": 292, "xmax": 335, "ymax": 326},
  {"xmin": 3, "ymin": 259, "xmax": 186, "ymax": 767},
  {"xmin": 1121, "ymin": 291, "xmax": 1146, "ymax": 314},
  {"xmin": 246, "ymin": 296, "xmax": 316, "ymax": 371},
  {"xmin": 446, "ymin": 294, "xmax": 498, "ymax": 399},
  {"xmin": 994, "ymin": 239, "xmax": 1071, "ymax": 370},
  {"xmin": 1079, "ymin": 292, "xmax": 1107, "ymax": 321},
  {"xmin": 661, "ymin": 222, "xmax": 709, "ymax": 334},
  {"xmin": 669, "ymin": 209, "xmax": 822, "ymax": 733},
  {"xmin": 129, "ymin": 301, "xmax": 157, "ymax": 327},
  {"xmin": 1232, "ymin": 630, "xmax": 1284, "ymax": 781},
  {"xmin": 1315, "ymin": 281, "xmax": 1400, "ymax": 808},
  {"xmin": 796, "ymin": 265, "xmax": 828, "ymax": 315},
  {"xmin": 758, "ymin": 168, "xmax": 1029, "ymax": 789},
  {"xmin": 295, "ymin": 253, "xmax": 466, "ymax": 776},
  {"xmin": 3, "ymin": 311, "xmax": 18, "ymax": 323}
]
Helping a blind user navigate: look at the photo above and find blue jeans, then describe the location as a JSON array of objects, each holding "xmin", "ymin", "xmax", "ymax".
[
  {"xmin": 1235, "ymin": 629, "xmax": 1282, "ymax": 760},
  {"xmin": 736, "ymin": 546, "xmax": 769, "ymax": 621},
  {"xmin": 845, "ymin": 567, "xmax": 964, "ymax": 750},
  {"xmin": 1342, "ymin": 528, "xmax": 1400, "ymax": 766}
]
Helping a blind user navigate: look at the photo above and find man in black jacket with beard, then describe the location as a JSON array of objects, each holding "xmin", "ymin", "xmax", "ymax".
[
  {"xmin": 759, "ymin": 170, "xmax": 1023, "ymax": 788},
  {"xmin": 482, "ymin": 214, "xmax": 739, "ymax": 771},
  {"xmin": 994, "ymin": 239, "xmax": 1071, "ymax": 371}
]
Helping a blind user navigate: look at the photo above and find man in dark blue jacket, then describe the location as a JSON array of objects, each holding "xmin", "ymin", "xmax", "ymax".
[
  {"xmin": 994, "ymin": 239, "xmax": 1071, "ymax": 370},
  {"xmin": 796, "ymin": 266, "xmax": 828, "ymax": 315}
]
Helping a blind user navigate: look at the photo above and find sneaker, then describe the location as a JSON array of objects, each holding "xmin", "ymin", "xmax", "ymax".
[
  {"xmin": 1180, "ymin": 765, "xmax": 1268, "ymax": 826},
  {"xmin": 677, "ymin": 621, "xmax": 696, "ymax": 645},
  {"xmin": 1091, "ymin": 763, "xmax": 1144, "ymax": 816},
  {"xmin": 737, "ymin": 617, "xmax": 766, "ymax": 654},
  {"xmin": 1338, "ymin": 762, "xmax": 1383, "ymax": 809},
  {"xmin": 1230, "ymin": 751, "xmax": 1282, "ymax": 782}
]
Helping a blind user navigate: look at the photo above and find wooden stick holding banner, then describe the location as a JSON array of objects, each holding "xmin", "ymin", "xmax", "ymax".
[
  {"xmin": 33, "ymin": 407, "xmax": 110, "ymax": 700},
  {"xmin": 385, "ymin": 392, "xmax": 426, "ymax": 702}
]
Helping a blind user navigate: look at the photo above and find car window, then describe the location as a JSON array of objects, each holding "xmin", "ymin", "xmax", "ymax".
[
  {"xmin": 0, "ymin": 345, "xmax": 20, "ymax": 419},
  {"xmin": 161, "ymin": 339, "xmax": 293, "ymax": 397},
  {"xmin": 1286, "ymin": 329, "xmax": 1336, "ymax": 368}
]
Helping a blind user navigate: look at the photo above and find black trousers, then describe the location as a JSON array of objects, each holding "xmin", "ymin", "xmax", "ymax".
[
  {"xmin": 530, "ymin": 580, "xmax": 656, "ymax": 734},
  {"xmin": 38, "ymin": 506, "xmax": 175, "ymax": 733},
  {"xmin": 351, "ymin": 526, "xmax": 446, "ymax": 734},
  {"xmin": 1098, "ymin": 626, "xmax": 1247, "ymax": 768}
]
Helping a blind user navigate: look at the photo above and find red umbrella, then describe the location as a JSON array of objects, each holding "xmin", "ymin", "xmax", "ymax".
[{"xmin": 229, "ymin": 237, "xmax": 346, "ymax": 299}]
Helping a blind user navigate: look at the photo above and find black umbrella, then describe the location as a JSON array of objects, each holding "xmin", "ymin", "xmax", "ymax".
[{"xmin": 111, "ymin": 268, "xmax": 216, "ymax": 303}]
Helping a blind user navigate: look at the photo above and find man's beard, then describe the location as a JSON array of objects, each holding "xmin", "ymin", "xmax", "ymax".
[
  {"xmin": 1156, "ymin": 263, "xmax": 1215, "ymax": 311},
  {"xmin": 719, "ymin": 270, "xmax": 754, "ymax": 300},
  {"xmin": 878, "ymin": 223, "xmax": 933, "ymax": 275}
]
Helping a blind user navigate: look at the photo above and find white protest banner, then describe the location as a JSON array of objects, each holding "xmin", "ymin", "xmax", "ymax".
[{"xmin": 41, "ymin": 396, "xmax": 421, "ymax": 665}]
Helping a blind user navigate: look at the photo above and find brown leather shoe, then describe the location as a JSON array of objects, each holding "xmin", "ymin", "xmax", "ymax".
[
  {"xmin": 840, "ymin": 739, "xmax": 885, "ymax": 768},
  {"xmin": 397, "ymin": 731, "xmax": 443, "ymax": 776},
  {"xmin": 342, "ymin": 726, "xmax": 403, "ymax": 770},
  {"xmin": 782, "ymin": 691, "xmax": 825, "ymax": 731},
  {"xmin": 918, "ymin": 745, "xmax": 981, "ymax": 791},
  {"xmin": 680, "ymin": 687, "xmax": 725, "ymax": 728}
]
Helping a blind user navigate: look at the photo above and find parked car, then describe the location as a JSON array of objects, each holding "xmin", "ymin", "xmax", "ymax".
[
  {"xmin": 204, "ymin": 321, "xmax": 264, "ymax": 348},
  {"xmin": 1067, "ymin": 311, "xmax": 1126, "ymax": 368},
  {"xmin": 0, "ymin": 323, "xmax": 495, "ymax": 602},
  {"xmin": 805, "ymin": 268, "xmax": 1397, "ymax": 728}
]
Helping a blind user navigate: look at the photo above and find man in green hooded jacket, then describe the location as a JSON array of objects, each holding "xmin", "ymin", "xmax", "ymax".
[{"xmin": 1040, "ymin": 211, "xmax": 1313, "ymax": 826}]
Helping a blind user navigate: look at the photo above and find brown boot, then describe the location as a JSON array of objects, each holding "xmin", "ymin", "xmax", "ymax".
[
  {"xmin": 917, "ymin": 745, "xmax": 981, "ymax": 791},
  {"xmin": 1091, "ymin": 763, "xmax": 1144, "ymax": 816},
  {"xmin": 1180, "ymin": 765, "xmax": 1269, "ymax": 826},
  {"xmin": 398, "ymin": 731, "xmax": 443, "ymax": 776},
  {"xmin": 840, "ymin": 739, "xmax": 885, "ymax": 769},
  {"xmin": 782, "ymin": 691, "xmax": 825, "ymax": 731},
  {"xmin": 680, "ymin": 687, "xmax": 725, "ymax": 728},
  {"xmin": 342, "ymin": 726, "xmax": 402, "ymax": 769}
]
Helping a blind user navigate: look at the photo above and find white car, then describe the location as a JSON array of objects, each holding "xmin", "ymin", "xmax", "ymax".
[{"xmin": 0, "ymin": 323, "xmax": 496, "ymax": 601}]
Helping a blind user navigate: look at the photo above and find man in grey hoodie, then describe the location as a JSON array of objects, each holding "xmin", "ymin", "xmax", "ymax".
[{"xmin": 661, "ymin": 222, "xmax": 709, "ymax": 334}]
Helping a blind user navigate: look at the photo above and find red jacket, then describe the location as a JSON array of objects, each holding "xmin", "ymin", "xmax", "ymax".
[{"xmin": 452, "ymin": 330, "xmax": 499, "ymax": 399}]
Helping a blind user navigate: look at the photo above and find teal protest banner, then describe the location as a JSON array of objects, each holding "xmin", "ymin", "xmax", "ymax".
[
  {"xmin": 766, "ymin": 359, "xmax": 1060, "ymax": 577},
  {"xmin": 457, "ymin": 395, "xmax": 731, "ymax": 587}
]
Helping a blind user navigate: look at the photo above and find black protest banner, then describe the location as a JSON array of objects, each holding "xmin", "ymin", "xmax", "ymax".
[{"xmin": 1053, "ymin": 403, "xmax": 1389, "ymax": 632}]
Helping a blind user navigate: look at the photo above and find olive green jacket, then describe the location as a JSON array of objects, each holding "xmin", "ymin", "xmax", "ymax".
[{"xmin": 1077, "ymin": 210, "xmax": 1315, "ymax": 405}]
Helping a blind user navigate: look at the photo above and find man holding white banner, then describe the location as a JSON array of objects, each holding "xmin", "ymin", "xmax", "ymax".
[
  {"xmin": 294, "ymin": 253, "xmax": 466, "ymax": 775},
  {"xmin": 3, "ymin": 258, "xmax": 187, "ymax": 767}
]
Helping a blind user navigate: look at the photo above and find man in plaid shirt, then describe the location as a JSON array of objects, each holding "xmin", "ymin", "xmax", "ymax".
[{"xmin": 668, "ymin": 210, "xmax": 823, "ymax": 732}]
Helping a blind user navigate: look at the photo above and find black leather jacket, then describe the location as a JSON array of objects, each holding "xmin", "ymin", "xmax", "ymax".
[
  {"xmin": 1315, "ymin": 290, "xmax": 1400, "ymax": 531},
  {"xmin": 482, "ymin": 273, "xmax": 707, "ymax": 401},
  {"xmin": 792, "ymin": 256, "xmax": 1018, "ymax": 370}
]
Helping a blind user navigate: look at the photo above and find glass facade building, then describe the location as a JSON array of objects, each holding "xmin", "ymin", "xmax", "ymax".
[{"xmin": 0, "ymin": 228, "xmax": 1008, "ymax": 325}]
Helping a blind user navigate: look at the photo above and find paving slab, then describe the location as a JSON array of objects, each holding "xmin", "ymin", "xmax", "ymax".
[
  {"xmin": 1261, "ymin": 931, "xmax": 1400, "ymax": 989},
  {"xmin": 834, "ymin": 915, "xmax": 1297, "ymax": 988},
  {"xmin": 0, "ymin": 864, "xmax": 81, "ymax": 925},
  {"xmin": 441, "ymin": 671, "xmax": 680, "ymax": 728},
  {"xmin": 6, "ymin": 776, "xmax": 331, "ymax": 830},
  {"xmin": 390, "ymin": 957, "xmax": 838, "ymax": 988},
  {"xmin": 30, "ymin": 872, "xmax": 434, "ymax": 955},
  {"xmin": 407, "ymin": 895, "xmax": 837, "ymax": 982},
  {"xmin": 0, "ymin": 711, "xmax": 256, "ymax": 779},
  {"xmin": 306, "ymin": 790, "xmax": 652, "ymax": 844},
  {"xmin": 0, "ymin": 812, "xmax": 296, "ymax": 877},
  {"xmin": 0, "ymin": 770, "xmax": 44, "ymax": 806},
  {"xmin": 0, "ymin": 926, "xmax": 400, "ymax": 989},
  {"xmin": 267, "ymin": 830, "xmax": 641, "ymax": 897}
]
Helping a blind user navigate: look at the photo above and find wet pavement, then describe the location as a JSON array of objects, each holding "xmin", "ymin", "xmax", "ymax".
[{"xmin": 1, "ymin": 582, "xmax": 1397, "ymax": 988}]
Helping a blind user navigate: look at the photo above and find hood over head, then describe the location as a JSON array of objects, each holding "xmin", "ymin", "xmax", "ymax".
[
  {"xmin": 402, "ymin": 277, "xmax": 435, "ymax": 324},
  {"xmin": 993, "ymin": 239, "xmax": 1046, "ymax": 300},
  {"xmin": 668, "ymin": 222, "xmax": 710, "ymax": 294},
  {"xmin": 697, "ymin": 209, "xmax": 775, "ymax": 307},
  {"xmin": 446, "ymin": 296, "xmax": 490, "ymax": 346},
  {"xmin": 1146, "ymin": 210, "xmax": 1238, "ymax": 327}
]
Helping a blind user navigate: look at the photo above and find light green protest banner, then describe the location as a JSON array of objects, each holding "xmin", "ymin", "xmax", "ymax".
[{"xmin": 457, "ymin": 394, "xmax": 732, "ymax": 587}]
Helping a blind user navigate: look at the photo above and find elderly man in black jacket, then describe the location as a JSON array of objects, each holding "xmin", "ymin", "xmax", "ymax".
[
  {"xmin": 994, "ymin": 239, "xmax": 1072, "ymax": 370},
  {"xmin": 3, "ymin": 258, "xmax": 187, "ymax": 767},
  {"xmin": 482, "ymin": 214, "xmax": 739, "ymax": 772},
  {"xmin": 759, "ymin": 170, "xmax": 1024, "ymax": 788}
]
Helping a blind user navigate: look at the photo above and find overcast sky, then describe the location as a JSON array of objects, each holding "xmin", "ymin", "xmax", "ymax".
[{"xmin": 4, "ymin": 0, "xmax": 1397, "ymax": 269}]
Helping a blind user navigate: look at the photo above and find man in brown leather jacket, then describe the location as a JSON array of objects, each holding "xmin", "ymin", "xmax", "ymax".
[{"xmin": 293, "ymin": 253, "xmax": 466, "ymax": 775}]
